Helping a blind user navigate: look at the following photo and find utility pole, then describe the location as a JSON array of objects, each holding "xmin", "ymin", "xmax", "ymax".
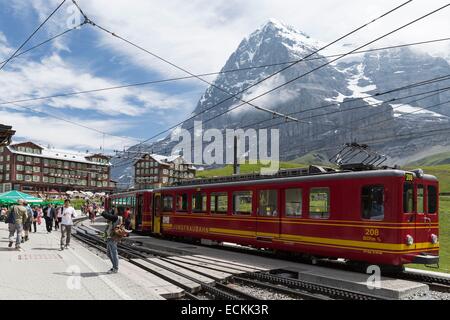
[{"xmin": 233, "ymin": 136, "xmax": 240, "ymax": 175}]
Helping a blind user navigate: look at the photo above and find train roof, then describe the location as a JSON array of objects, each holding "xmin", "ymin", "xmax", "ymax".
[
  {"xmin": 159, "ymin": 168, "xmax": 437, "ymax": 191},
  {"xmin": 108, "ymin": 166, "xmax": 437, "ymax": 197}
]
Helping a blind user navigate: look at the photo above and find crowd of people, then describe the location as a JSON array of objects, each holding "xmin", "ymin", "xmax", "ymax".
[
  {"xmin": 1, "ymin": 199, "xmax": 77, "ymax": 251},
  {"xmin": 1, "ymin": 199, "xmax": 131, "ymax": 274}
]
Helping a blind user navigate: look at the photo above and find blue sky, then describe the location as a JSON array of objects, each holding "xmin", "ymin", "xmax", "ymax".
[{"xmin": 0, "ymin": 0, "xmax": 449, "ymax": 153}]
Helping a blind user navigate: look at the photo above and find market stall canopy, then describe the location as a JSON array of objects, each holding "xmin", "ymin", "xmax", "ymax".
[{"xmin": 0, "ymin": 190, "xmax": 43, "ymax": 205}]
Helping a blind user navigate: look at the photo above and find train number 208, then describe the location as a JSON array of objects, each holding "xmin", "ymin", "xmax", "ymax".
[{"xmin": 365, "ymin": 228, "xmax": 380, "ymax": 237}]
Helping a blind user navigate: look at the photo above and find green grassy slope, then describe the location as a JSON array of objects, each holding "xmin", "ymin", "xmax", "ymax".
[
  {"xmin": 196, "ymin": 162, "xmax": 306, "ymax": 178},
  {"xmin": 408, "ymin": 152, "xmax": 450, "ymax": 166}
]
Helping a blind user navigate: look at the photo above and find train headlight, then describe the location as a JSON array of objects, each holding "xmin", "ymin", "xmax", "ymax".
[
  {"xmin": 431, "ymin": 234, "xmax": 438, "ymax": 244},
  {"xmin": 406, "ymin": 235, "xmax": 414, "ymax": 246}
]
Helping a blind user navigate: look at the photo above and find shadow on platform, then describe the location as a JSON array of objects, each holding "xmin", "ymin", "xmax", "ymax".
[{"xmin": 54, "ymin": 272, "xmax": 111, "ymax": 278}]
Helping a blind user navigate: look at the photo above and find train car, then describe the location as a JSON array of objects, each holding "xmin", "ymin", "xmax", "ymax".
[
  {"xmin": 106, "ymin": 167, "xmax": 440, "ymax": 267},
  {"xmin": 108, "ymin": 190, "xmax": 153, "ymax": 232}
]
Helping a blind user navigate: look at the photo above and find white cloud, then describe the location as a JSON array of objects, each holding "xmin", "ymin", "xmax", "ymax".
[
  {"xmin": 23, "ymin": 0, "xmax": 449, "ymax": 75},
  {"xmin": 0, "ymin": 52, "xmax": 190, "ymax": 116},
  {"xmin": 0, "ymin": 109, "xmax": 135, "ymax": 152}
]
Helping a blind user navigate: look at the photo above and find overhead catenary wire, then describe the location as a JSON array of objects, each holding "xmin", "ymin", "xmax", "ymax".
[
  {"xmin": 282, "ymin": 122, "xmax": 450, "ymax": 160},
  {"xmin": 1, "ymin": 98, "xmax": 141, "ymax": 143},
  {"xmin": 128, "ymin": 2, "xmax": 450, "ymax": 155},
  {"xmin": 112, "ymin": 81, "xmax": 450, "ymax": 167},
  {"xmin": 0, "ymin": 22, "xmax": 87, "ymax": 66},
  {"xmin": 1, "ymin": 36, "xmax": 450, "ymax": 107},
  {"xmin": 103, "ymin": 0, "xmax": 415, "ymax": 155},
  {"xmin": 236, "ymin": 76, "xmax": 450, "ymax": 131},
  {"xmin": 0, "ymin": 0, "xmax": 67, "ymax": 71}
]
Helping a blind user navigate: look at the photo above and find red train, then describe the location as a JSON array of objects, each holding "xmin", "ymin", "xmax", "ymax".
[{"xmin": 106, "ymin": 166, "xmax": 440, "ymax": 267}]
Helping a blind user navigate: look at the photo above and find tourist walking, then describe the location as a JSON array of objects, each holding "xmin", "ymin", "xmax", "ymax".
[
  {"xmin": 54, "ymin": 206, "xmax": 62, "ymax": 230},
  {"xmin": 7, "ymin": 200, "xmax": 28, "ymax": 250},
  {"xmin": 36, "ymin": 207, "xmax": 43, "ymax": 227},
  {"xmin": 60, "ymin": 200, "xmax": 76, "ymax": 251},
  {"xmin": 22, "ymin": 201, "xmax": 33, "ymax": 242},
  {"xmin": 44, "ymin": 204, "xmax": 55, "ymax": 233},
  {"xmin": 32, "ymin": 206, "xmax": 38, "ymax": 233}
]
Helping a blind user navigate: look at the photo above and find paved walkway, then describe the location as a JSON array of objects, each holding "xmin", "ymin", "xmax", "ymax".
[{"xmin": 0, "ymin": 220, "xmax": 165, "ymax": 300}]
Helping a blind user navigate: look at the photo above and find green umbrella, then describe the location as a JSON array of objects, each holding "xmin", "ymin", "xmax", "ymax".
[
  {"xmin": 0, "ymin": 190, "xmax": 43, "ymax": 205},
  {"xmin": 41, "ymin": 199, "xmax": 64, "ymax": 206}
]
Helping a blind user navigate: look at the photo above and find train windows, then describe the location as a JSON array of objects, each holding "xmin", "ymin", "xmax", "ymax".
[
  {"xmin": 361, "ymin": 185, "xmax": 384, "ymax": 221},
  {"xmin": 176, "ymin": 194, "xmax": 188, "ymax": 212},
  {"xmin": 233, "ymin": 191, "xmax": 253, "ymax": 215},
  {"xmin": 258, "ymin": 190, "xmax": 278, "ymax": 216},
  {"xmin": 309, "ymin": 188, "xmax": 330, "ymax": 219},
  {"xmin": 192, "ymin": 193, "xmax": 207, "ymax": 213},
  {"xmin": 417, "ymin": 185, "xmax": 424, "ymax": 213},
  {"xmin": 428, "ymin": 185, "xmax": 437, "ymax": 214},
  {"xmin": 162, "ymin": 195, "xmax": 174, "ymax": 211},
  {"xmin": 211, "ymin": 193, "xmax": 228, "ymax": 214},
  {"xmin": 285, "ymin": 188, "xmax": 302, "ymax": 217},
  {"xmin": 403, "ymin": 183, "xmax": 414, "ymax": 213}
]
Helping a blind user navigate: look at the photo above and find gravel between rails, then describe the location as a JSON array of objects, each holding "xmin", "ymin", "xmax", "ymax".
[
  {"xmin": 226, "ymin": 283, "xmax": 296, "ymax": 300},
  {"xmin": 403, "ymin": 289, "xmax": 450, "ymax": 300}
]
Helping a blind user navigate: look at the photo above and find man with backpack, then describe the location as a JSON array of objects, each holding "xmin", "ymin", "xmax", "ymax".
[
  {"xmin": 101, "ymin": 209, "xmax": 130, "ymax": 274},
  {"xmin": 22, "ymin": 201, "xmax": 33, "ymax": 242},
  {"xmin": 7, "ymin": 200, "xmax": 28, "ymax": 250}
]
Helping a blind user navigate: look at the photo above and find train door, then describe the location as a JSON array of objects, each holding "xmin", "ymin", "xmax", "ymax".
[
  {"xmin": 256, "ymin": 189, "xmax": 281, "ymax": 242},
  {"xmin": 136, "ymin": 194, "xmax": 143, "ymax": 231},
  {"xmin": 153, "ymin": 193, "xmax": 162, "ymax": 234},
  {"xmin": 415, "ymin": 182, "xmax": 439, "ymax": 251}
]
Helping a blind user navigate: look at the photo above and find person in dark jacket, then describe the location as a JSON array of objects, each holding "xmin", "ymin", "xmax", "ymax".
[
  {"xmin": 44, "ymin": 205, "xmax": 55, "ymax": 233},
  {"xmin": 101, "ymin": 210, "xmax": 122, "ymax": 274},
  {"xmin": 32, "ymin": 206, "xmax": 39, "ymax": 233}
]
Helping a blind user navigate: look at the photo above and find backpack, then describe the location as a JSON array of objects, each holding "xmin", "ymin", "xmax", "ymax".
[
  {"xmin": 112, "ymin": 224, "xmax": 129, "ymax": 241},
  {"xmin": 5, "ymin": 208, "xmax": 15, "ymax": 224},
  {"xmin": 108, "ymin": 217, "xmax": 129, "ymax": 241}
]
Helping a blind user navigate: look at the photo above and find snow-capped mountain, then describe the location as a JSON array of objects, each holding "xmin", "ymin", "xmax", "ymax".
[{"xmin": 112, "ymin": 19, "xmax": 450, "ymax": 185}]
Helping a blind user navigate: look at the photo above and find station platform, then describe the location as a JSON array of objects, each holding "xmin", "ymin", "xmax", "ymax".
[
  {"xmin": 85, "ymin": 219, "xmax": 431, "ymax": 300},
  {"xmin": 0, "ymin": 221, "xmax": 182, "ymax": 300}
]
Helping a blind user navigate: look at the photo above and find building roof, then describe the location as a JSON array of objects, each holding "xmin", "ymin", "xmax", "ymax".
[
  {"xmin": 7, "ymin": 142, "xmax": 111, "ymax": 166},
  {"xmin": 134, "ymin": 153, "xmax": 192, "ymax": 166},
  {"xmin": 0, "ymin": 124, "xmax": 15, "ymax": 147}
]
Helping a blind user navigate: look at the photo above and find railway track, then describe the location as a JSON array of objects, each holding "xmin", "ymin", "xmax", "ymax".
[
  {"xmin": 72, "ymin": 219, "xmax": 385, "ymax": 300},
  {"xmin": 399, "ymin": 271, "xmax": 450, "ymax": 293}
]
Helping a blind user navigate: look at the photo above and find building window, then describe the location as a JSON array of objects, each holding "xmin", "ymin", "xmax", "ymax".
[
  {"xmin": 43, "ymin": 177, "xmax": 49, "ymax": 183},
  {"xmin": 163, "ymin": 195, "xmax": 174, "ymax": 211},
  {"xmin": 211, "ymin": 193, "xmax": 228, "ymax": 214},
  {"xmin": 25, "ymin": 175, "xmax": 32, "ymax": 182},
  {"xmin": 361, "ymin": 185, "xmax": 384, "ymax": 221},
  {"xmin": 192, "ymin": 193, "xmax": 207, "ymax": 213},
  {"xmin": 285, "ymin": 188, "xmax": 302, "ymax": 217},
  {"xmin": 428, "ymin": 185, "xmax": 437, "ymax": 214},
  {"xmin": 259, "ymin": 190, "xmax": 278, "ymax": 216},
  {"xmin": 309, "ymin": 188, "xmax": 330, "ymax": 219},
  {"xmin": 176, "ymin": 194, "xmax": 188, "ymax": 212},
  {"xmin": 16, "ymin": 165, "xmax": 24, "ymax": 171},
  {"xmin": 34, "ymin": 158, "xmax": 40, "ymax": 164},
  {"xmin": 17, "ymin": 155, "xmax": 24, "ymax": 162},
  {"xmin": 403, "ymin": 183, "xmax": 414, "ymax": 213},
  {"xmin": 44, "ymin": 159, "xmax": 49, "ymax": 167},
  {"xmin": 33, "ymin": 167, "xmax": 40, "ymax": 173},
  {"xmin": 16, "ymin": 174, "xmax": 23, "ymax": 181},
  {"xmin": 233, "ymin": 191, "xmax": 253, "ymax": 215},
  {"xmin": 25, "ymin": 157, "xmax": 32, "ymax": 164},
  {"xmin": 33, "ymin": 176, "xmax": 40, "ymax": 182}
]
